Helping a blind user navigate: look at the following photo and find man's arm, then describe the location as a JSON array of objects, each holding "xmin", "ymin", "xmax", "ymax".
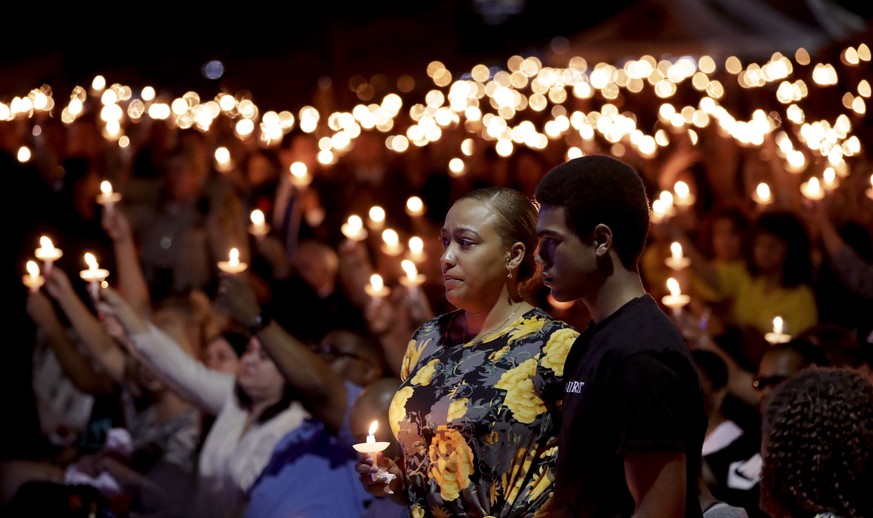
[{"xmin": 625, "ymin": 451, "xmax": 687, "ymax": 518}]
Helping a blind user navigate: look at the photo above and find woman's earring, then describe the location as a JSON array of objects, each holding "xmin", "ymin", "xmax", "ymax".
[{"xmin": 507, "ymin": 270, "xmax": 513, "ymax": 280}]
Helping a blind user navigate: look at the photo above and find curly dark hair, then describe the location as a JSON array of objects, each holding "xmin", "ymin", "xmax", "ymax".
[
  {"xmin": 534, "ymin": 154, "xmax": 650, "ymax": 270},
  {"xmin": 760, "ymin": 366, "xmax": 873, "ymax": 518}
]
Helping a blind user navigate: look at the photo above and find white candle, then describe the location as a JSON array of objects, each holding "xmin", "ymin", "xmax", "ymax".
[
  {"xmin": 765, "ymin": 316, "xmax": 791, "ymax": 344},
  {"xmin": 364, "ymin": 273, "xmax": 390, "ymax": 299},
  {"xmin": 341, "ymin": 215, "xmax": 368, "ymax": 241},
  {"xmin": 217, "ymin": 248, "xmax": 248, "ymax": 274},
  {"xmin": 399, "ymin": 259, "xmax": 425, "ymax": 300},
  {"xmin": 673, "ymin": 181, "xmax": 695, "ymax": 206},
  {"xmin": 79, "ymin": 252, "xmax": 110, "ymax": 299},
  {"xmin": 368, "ymin": 206, "xmax": 386, "ymax": 231},
  {"xmin": 405, "ymin": 196, "xmax": 425, "ymax": 217},
  {"xmin": 289, "ymin": 161, "xmax": 311, "ymax": 187},
  {"xmin": 35, "ymin": 235, "xmax": 63, "ymax": 275},
  {"xmin": 752, "ymin": 182, "xmax": 773, "ymax": 205},
  {"xmin": 248, "ymin": 209, "xmax": 270, "ymax": 238},
  {"xmin": 866, "ymin": 174, "xmax": 873, "ymax": 201},
  {"xmin": 96, "ymin": 180, "xmax": 122, "ymax": 213},
  {"xmin": 22, "ymin": 260, "xmax": 44, "ymax": 292},
  {"xmin": 381, "ymin": 229, "xmax": 403, "ymax": 256},
  {"xmin": 661, "ymin": 277, "xmax": 690, "ymax": 315},
  {"xmin": 351, "ymin": 420, "xmax": 395, "ymax": 492},
  {"xmin": 800, "ymin": 177, "xmax": 825, "ymax": 201},
  {"xmin": 664, "ymin": 241, "xmax": 691, "ymax": 270},
  {"xmin": 406, "ymin": 236, "xmax": 427, "ymax": 263}
]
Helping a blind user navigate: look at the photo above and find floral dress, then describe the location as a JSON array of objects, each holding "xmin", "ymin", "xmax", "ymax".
[{"xmin": 390, "ymin": 307, "xmax": 579, "ymax": 518}]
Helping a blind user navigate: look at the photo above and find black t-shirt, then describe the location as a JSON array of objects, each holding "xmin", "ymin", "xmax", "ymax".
[{"xmin": 552, "ymin": 295, "xmax": 707, "ymax": 517}]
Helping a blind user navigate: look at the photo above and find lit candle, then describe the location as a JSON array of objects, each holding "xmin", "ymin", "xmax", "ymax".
[
  {"xmin": 364, "ymin": 273, "xmax": 390, "ymax": 299},
  {"xmin": 650, "ymin": 199, "xmax": 668, "ymax": 224},
  {"xmin": 658, "ymin": 191, "xmax": 677, "ymax": 217},
  {"xmin": 866, "ymin": 174, "xmax": 873, "ymax": 201},
  {"xmin": 661, "ymin": 277, "xmax": 690, "ymax": 315},
  {"xmin": 399, "ymin": 259, "xmax": 425, "ymax": 300},
  {"xmin": 664, "ymin": 241, "xmax": 691, "ymax": 270},
  {"xmin": 351, "ymin": 420, "xmax": 395, "ymax": 493},
  {"xmin": 248, "ymin": 209, "xmax": 270, "ymax": 239},
  {"xmin": 289, "ymin": 161, "xmax": 311, "ymax": 187},
  {"xmin": 673, "ymin": 181, "xmax": 695, "ymax": 207},
  {"xmin": 22, "ymin": 260, "xmax": 44, "ymax": 292},
  {"xmin": 406, "ymin": 236, "xmax": 427, "ymax": 263},
  {"xmin": 217, "ymin": 248, "xmax": 248, "ymax": 274},
  {"xmin": 800, "ymin": 176, "xmax": 825, "ymax": 201},
  {"xmin": 96, "ymin": 180, "xmax": 122, "ymax": 213},
  {"xmin": 822, "ymin": 167, "xmax": 839, "ymax": 191},
  {"xmin": 405, "ymin": 196, "xmax": 425, "ymax": 217},
  {"xmin": 214, "ymin": 147, "xmax": 233, "ymax": 173},
  {"xmin": 79, "ymin": 252, "xmax": 110, "ymax": 299},
  {"xmin": 368, "ymin": 206, "xmax": 386, "ymax": 231},
  {"xmin": 341, "ymin": 215, "xmax": 368, "ymax": 241},
  {"xmin": 764, "ymin": 316, "xmax": 791, "ymax": 344},
  {"xmin": 34, "ymin": 235, "xmax": 63, "ymax": 275},
  {"xmin": 752, "ymin": 182, "xmax": 773, "ymax": 205},
  {"xmin": 381, "ymin": 229, "xmax": 403, "ymax": 256}
]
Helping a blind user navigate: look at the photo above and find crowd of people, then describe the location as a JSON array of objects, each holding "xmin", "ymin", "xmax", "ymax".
[{"xmin": 1, "ymin": 102, "xmax": 872, "ymax": 518}]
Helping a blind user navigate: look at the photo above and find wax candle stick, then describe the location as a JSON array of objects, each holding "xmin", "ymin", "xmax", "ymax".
[
  {"xmin": 35, "ymin": 235, "xmax": 63, "ymax": 275},
  {"xmin": 399, "ymin": 259, "xmax": 425, "ymax": 300},
  {"xmin": 380, "ymin": 229, "xmax": 404, "ymax": 256},
  {"xmin": 800, "ymin": 177, "xmax": 825, "ymax": 201},
  {"xmin": 248, "ymin": 209, "xmax": 270, "ymax": 239},
  {"xmin": 217, "ymin": 248, "xmax": 248, "ymax": 274},
  {"xmin": 96, "ymin": 180, "xmax": 122, "ymax": 214},
  {"xmin": 752, "ymin": 182, "xmax": 773, "ymax": 205},
  {"xmin": 341, "ymin": 215, "xmax": 368, "ymax": 241},
  {"xmin": 764, "ymin": 316, "xmax": 791, "ymax": 344},
  {"xmin": 364, "ymin": 273, "xmax": 390, "ymax": 300},
  {"xmin": 661, "ymin": 277, "xmax": 690, "ymax": 315},
  {"xmin": 664, "ymin": 241, "xmax": 691, "ymax": 270},
  {"xmin": 673, "ymin": 180, "xmax": 695, "ymax": 207},
  {"xmin": 22, "ymin": 260, "xmax": 44, "ymax": 292},
  {"xmin": 79, "ymin": 252, "xmax": 110, "ymax": 300},
  {"xmin": 352, "ymin": 421, "xmax": 395, "ymax": 493},
  {"xmin": 406, "ymin": 236, "xmax": 427, "ymax": 263}
]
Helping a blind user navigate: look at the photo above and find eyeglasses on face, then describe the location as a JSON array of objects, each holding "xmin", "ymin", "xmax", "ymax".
[
  {"xmin": 309, "ymin": 343, "xmax": 370, "ymax": 362},
  {"xmin": 752, "ymin": 375, "xmax": 789, "ymax": 391}
]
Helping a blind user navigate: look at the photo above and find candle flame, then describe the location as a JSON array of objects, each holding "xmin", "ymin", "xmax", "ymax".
[
  {"xmin": 401, "ymin": 259, "xmax": 417, "ymax": 280},
  {"xmin": 228, "ymin": 248, "xmax": 240, "ymax": 265},
  {"xmin": 382, "ymin": 228, "xmax": 399, "ymax": 247},
  {"xmin": 406, "ymin": 196, "xmax": 424, "ymax": 215},
  {"xmin": 368, "ymin": 420, "xmax": 378, "ymax": 436},
  {"xmin": 26, "ymin": 260, "xmax": 39, "ymax": 277},
  {"xmin": 250, "ymin": 209, "xmax": 265, "ymax": 226},
  {"xmin": 773, "ymin": 316, "xmax": 784, "ymax": 334},
  {"xmin": 347, "ymin": 215, "xmax": 362, "ymax": 232},
  {"xmin": 755, "ymin": 182, "xmax": 771, "ymax": 202},
  {"xmin": 39, "ymin": 236, "xmax": 55, "ymax": 251},
  {"xmin": 370, "ymin": 273, "xmax": 384, "ymax": 291},
  {"xmin": 666, "ymin": 277, "xmax": 681, "ymax": 296},
  {"xmin": 369, "ymin": 206, "xmax": 386, "ymax": 224},
  {"xmin": 408, "ymin": 236, "xmax": 423, "ymax": 254},
  {"xmin": 674, "ymin": 180, "xmax": 690, "ymax": 199},
  {"xmin": 84, "ymin": 252, "xmax": 98, "ymax": 270},
  {"xmin": 670, "ymin": 241, "xmax": 683, "ymax": 260},
  {"xmin": 100, "ymin": 180, "xmax": 113, "ymax": 195}
]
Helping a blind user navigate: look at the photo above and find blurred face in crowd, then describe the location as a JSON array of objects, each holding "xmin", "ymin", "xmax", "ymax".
[
  {"xmin": 204, "ymin": 335, "xmax": 242, "ymax": 374},
  {"xmin": 753, "ymin": 232, "xmax": 787, "ymax": 276},
  {"xmin": 755, "ymin": 349, "xmax": 806, "ymax": 411},
  {"xmin": 236, "ymin": 338, "xmax": 285, "ymax": 403},
  {"xmin": 711, "ymin": 217, "xmax": 744, "ymax": 262}
]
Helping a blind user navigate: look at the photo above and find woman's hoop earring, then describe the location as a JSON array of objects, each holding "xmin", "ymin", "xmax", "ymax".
[{"xmin": 507, "ymin": 271, "xmax": 513, "ymax": 280}]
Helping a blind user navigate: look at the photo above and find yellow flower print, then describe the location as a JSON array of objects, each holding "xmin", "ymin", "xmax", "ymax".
[
  {"xmin": 541, "ymin": 328, "xmax": 579, "ymax": 377},
  {"xmin": 401, "ymin": 338, "xmax": 430, "ymax": 380},
  {"xmin": 495, "ymin": 358, "xmax": 545, "ymax": 423},
  {"xmin": 507, "ymin": 315, "xmax": 545, "ymax": 342},
  {"xmin": 411, "ymin": 358, "xmax": 440, "ymax": 386},
  {"xmin": 447, "ymin": 397, "xmax": 469, "ymax": 421},
  {"xmin": 432, "ymin": 507, "xmax": 451, "ymax": 518},
  {"xmin": 488, "ymin": 345, "xmax": 510, "ymax": 362},
  {"xmin": 528, "ymin": 465, "xmax": 554, "ymax": 501},
  {"xmin": 389, "ymin": 386, "xmax": 414, "ymax": 437},
  {"xmin": 410, "ymin": 505, "xmax": 425, "ymax": 518},
  {"xmin": 428, "ymin": 425, "xmax": 474, "ymax": 501}
]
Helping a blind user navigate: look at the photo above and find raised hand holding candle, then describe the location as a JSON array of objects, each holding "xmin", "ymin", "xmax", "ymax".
[
  {"xmin": 664, "ymin": 241, "xmax": 691, "ymax": 270},
  {"xmin": 248, "ymin": 209, "xmax": 270, "ymax": 239},
  {"xmin": 341, "ymin": 215, "xmax": 368, "ymax": 241},
  {"xmin": 96, "ymin": 180, "xmax": 122, "ymax": 213},
  {"xmin": 35, "ymin": 235, "xmax": 63, "ymax": 275},
  {"xmin": 765, "ymin": 316, "xmax": 791, "ymax": 344},
  {"xmin": 218, "ymin": 248, "xmax": 248, "ymax": 274},
  {"xmin": 23, "ymin": 260, "xmax": 44, "ymax": 292},
  {"xmin": 80, "ymin": 252, "xmax": 110, "ymax": 300},
  {"xmin": 661, "ymin": 277, "xmax": 690, "ymax": 315},
  {"xmin": 352, "ymin": 420, "xmax": 395, "ymax": 493}
]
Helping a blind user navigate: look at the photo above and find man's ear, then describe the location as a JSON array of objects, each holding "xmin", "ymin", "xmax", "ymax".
[{"xmin": 593, "ymin": 223, "xmax": 612, "ymax": 254}]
